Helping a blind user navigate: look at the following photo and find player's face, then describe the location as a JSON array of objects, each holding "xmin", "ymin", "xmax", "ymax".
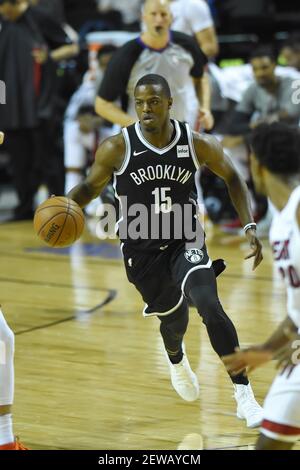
[
  {"xmin": 281, "ymin": 46, "xmax": 300, "ymax": 70},
  {"xmin": 0, "ymin": 2, "xmax": 20, "ymax": 21},
  {"xmin": 143, "ymin": 0, "xmax": 172, "ymax": 37},
  {"xmin": 251, "ymin": 57, "xmax": 276, "ymax": 87},
  {"xmin": 134, "ymin": 84, "xmax": 172, "ymax": 132},
  {"xmin": 250, "ymin": 152, "xmax": 266, "ymax": 196}
]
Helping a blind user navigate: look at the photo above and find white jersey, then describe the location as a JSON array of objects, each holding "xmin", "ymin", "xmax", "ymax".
[
  {"xmin": 269, "ymin": 186, "xmax": 300, "ymax": 330},
  {"xmin": 170, "ymin": 0, "xmax": 213, "ymax": 36}
]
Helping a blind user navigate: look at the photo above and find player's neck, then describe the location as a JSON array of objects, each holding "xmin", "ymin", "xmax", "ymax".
[
  {"xmin": 266, "ymin": 172, "xmax": 300, "ymax": 211},
  {"xmin": 141, "ymin": 121, "xmax": 174, "ymax": 148},
  {"xmin": 140, "ymin": 31, "xmax": 170, "ymax": 50}
]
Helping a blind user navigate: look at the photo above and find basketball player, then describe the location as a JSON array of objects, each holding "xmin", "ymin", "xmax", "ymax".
[
  {"xmin": 223, "ymin": 123, "xmax": 300, "ymax": 449},
  {"xmin": 68, "ymin": 74, "xmax": 263, "ymax": 427},
  {"xmin": 0, "ymin": 131, "xmax": 27, "ymax": 450}
]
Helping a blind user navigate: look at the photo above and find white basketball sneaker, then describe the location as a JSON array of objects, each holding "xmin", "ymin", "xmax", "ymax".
[
  {"xmin": 234, "ymin": 383, "xmax": 263, "ymax": 428},
  {"xmin": 165, "ymin": 347, "xmax": 200, "ymax": 402}
]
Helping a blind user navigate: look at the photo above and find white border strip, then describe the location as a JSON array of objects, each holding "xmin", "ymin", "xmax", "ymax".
[
  {"xmin": 185, "ymin": 123, "xmax": 200, "ymax": 170},
  {"xmin": 143, "ymin": 294, "xmax": 184, "ymax": 318},
  {"xmin": 135, "ymin": 120, "xmax": 181, "ymax": 155},
  {"xmin": 181, "ymin": 260, "xmax": 212, "ymax": 296},
  {"xmin": 114, "ymin": 127, "xmax": 131, "ymax": 175}
]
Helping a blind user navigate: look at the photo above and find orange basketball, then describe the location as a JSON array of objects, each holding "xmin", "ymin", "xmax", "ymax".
[{"xmin": 33, "ymin": 196, "xmax": 85, "ymax": 247}]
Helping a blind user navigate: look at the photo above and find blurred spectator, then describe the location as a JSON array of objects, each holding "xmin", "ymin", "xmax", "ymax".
[
  {"xmin": 280, "ymin": 34, "xmax": 300, "ymax": 71},
  {"xmin": 95, "ymin": 0, "xmax": 213, "ymax": 131},
  {"xmin": 0, "ymin": 0, "xmax": 78, "ymax": 220},
  {"xmin": 64, "ymin": 45, "xmax": 117, "ymax": 215},
  {"xmin": 169, "ymin": 0, "xmax": 219, "ymax": 58},
  {"xmin": 227, "ymin": 46, "xmax": 300, "ymax": 137},
  {"xmin": 220, "ymin": 46, "xmax": 300, "ymax": 234}
]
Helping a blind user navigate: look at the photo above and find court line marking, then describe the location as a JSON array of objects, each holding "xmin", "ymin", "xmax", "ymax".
[{"xmin": 14, "ymin": 289, "xmax": 117, "ymax": 336}]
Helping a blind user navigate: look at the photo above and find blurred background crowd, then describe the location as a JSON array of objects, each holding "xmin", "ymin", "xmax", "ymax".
[{"xmin": 0, "ymin": 0, "xmax": 299, "ymax": 237}]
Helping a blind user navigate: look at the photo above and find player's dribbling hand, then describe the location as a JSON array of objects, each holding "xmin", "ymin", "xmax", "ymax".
[
  {"xmin": 222, "ymin": 346, "xmax": 273, "ymax": 376},
  {"xmin": 0, "ymin": 132, "xmax": 4, "ymax": 145},
  {"xmin": 244, "ymin": 228, "xmax": 263, "ymax": 270}
]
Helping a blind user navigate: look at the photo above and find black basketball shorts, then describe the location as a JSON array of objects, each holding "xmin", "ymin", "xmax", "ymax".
[{"xmin": 122, "ymin": 241, "xmax": 212, "ymax": 317}]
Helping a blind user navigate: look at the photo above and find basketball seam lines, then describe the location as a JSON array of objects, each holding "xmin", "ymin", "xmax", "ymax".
[
  {"xmin": 67, "ymin": 211, "xmax": 78, "ymax": 243},
  {"xmin": 53, "ymin": 200, "xmax": 70, "ymax": 247},
  {"xmin": 36, "ymin": 204, "xmax": 84, "ymax": 221},
  {"xmin": 37, "ymin": 212, "xmax": 68, "ymax": 237}
]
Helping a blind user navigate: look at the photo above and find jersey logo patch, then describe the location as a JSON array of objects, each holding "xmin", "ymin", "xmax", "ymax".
[
  {"xmin": 177, "ymin": 145, "xmax": 189, "ymax": 158},
  {"xmin": 133, "ymin": 150, "xmax": 148, "ymax": 156},
  {"xmin": 184, "ymin": 249, "xmax": 204, "ymax": 264}
]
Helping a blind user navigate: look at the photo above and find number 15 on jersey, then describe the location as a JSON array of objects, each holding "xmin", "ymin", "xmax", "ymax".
[{"xmin": 152, "ymin": 187, "xmax": 172, "ymax": 214}]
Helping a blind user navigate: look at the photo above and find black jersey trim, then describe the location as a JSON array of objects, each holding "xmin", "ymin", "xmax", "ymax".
[
  {"xmin": 134, "ymin": 120, "xmax": 181, "ymax": 155},
  {"xmin": 185, "ymin": 123, "xmax": 200, "ymax": 170},
  {"xmin": 114, "ymin": 128, "xmax": 131, "ymax": 175}
]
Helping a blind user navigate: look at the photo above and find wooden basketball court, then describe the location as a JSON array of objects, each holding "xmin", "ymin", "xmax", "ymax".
[{"xmin": 0, "ymin": 220, "xmax": 299, "ymax": 450}]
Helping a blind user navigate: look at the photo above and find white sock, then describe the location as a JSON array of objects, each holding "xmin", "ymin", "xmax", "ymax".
[
  {"xmin": 0, "ymin": 309, "xmax": 14, "ymax": 406},
  {"xmin": 0, "ymin": 414, "xmax": 14, "ymax": 445}
]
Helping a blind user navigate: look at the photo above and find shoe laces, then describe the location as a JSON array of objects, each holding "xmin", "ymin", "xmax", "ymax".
[
  {"xmin": 238, "ymin": 391, "xmax": 261, "ymax": 416},
  {"xmin": 173, "ymin": 360, "xmax": 192, "ymax": 384}
]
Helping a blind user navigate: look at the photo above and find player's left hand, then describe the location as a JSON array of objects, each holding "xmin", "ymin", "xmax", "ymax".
[
  {"xmin": 222, "ymin": 346, "xmax": 273, "ymax": 376},
  {"xmin": 198, "ymin": 109, "xmax": 214, "ymax": 131},
  {"xmin": 244, "ymin": 228, "xmax": 263, "ymax": 270}
]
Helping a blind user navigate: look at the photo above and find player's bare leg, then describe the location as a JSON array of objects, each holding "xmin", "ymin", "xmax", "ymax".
[{"xmin": 0, "ymin": 307, "xmax": 28, "ymax": 450}]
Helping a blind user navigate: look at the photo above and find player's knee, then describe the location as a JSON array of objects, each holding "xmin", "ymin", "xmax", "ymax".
[
  {"xmin": 159, "ymin": 302, "xmax": 189, "ymax": 337},
  {"xmin": 188, "ymin": 286, "xmax": 224, "ymax": 324}
]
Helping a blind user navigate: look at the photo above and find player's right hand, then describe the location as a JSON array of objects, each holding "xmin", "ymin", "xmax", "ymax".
[{"xmin": 245, "ymin": 228, "xmax": 263, "ymax": 270}]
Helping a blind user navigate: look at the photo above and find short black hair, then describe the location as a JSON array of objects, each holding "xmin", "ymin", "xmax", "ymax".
[
  {"xmin": 249, "ymin": 46, "xmax": 277, "ymax": 63},
  {"xmin": 134, "ymin": 74, "xmax": 171, "ymax": 98},
  {"xmin": 251, "ymin": 123, "xmax": 300, "ymax": 175}
]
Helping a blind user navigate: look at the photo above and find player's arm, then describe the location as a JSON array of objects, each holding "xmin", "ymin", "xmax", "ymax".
[
  {"xmin": 193, "ymin": 132, "xmax": 263, "ymax": 270},
  {"xmin": 222, "ymin": 316, "xmax": 299, "ymax": 376},
  {"xmin": 194, "ymin": 73, "xmax": 214, "ymax": 131},
  {"xmin": 67, "ymin": 133, "xmax": 125, "ymax": 208},
  {"xmin": 195, "ymin": 27, "xmax": 219, "ymax": 58},
  {"xmin": 95, "ymin": 96, "xmax": 136, "ymax": 127}
]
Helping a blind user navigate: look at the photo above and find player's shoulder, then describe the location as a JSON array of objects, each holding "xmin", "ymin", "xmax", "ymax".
[
  {"xmin": 101, "ymin": 132, "xmax": 126, "ymax": 152},
  {"xmin": 95, "ymin": 131, "xmax": 127, "ymax": 170},
  {"xmin": 117, "ymin": 37, "xmax": 142, "ymax": 55},
  {"xmin": 171, "ymin": 30, "xmax": 198, "ymax": 47},
  {"xmin": 191, "ymin": 132, "xmax": 223, "ymax": 162},
  {"xmin": 192, "ymin": 131, "xmax": 221, "ymax": 150}
]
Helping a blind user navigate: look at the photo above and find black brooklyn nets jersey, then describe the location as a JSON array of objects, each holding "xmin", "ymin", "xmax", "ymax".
[{"xmin": 113, "ymin": 120, "xmax": 203, "ymax": 251}]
